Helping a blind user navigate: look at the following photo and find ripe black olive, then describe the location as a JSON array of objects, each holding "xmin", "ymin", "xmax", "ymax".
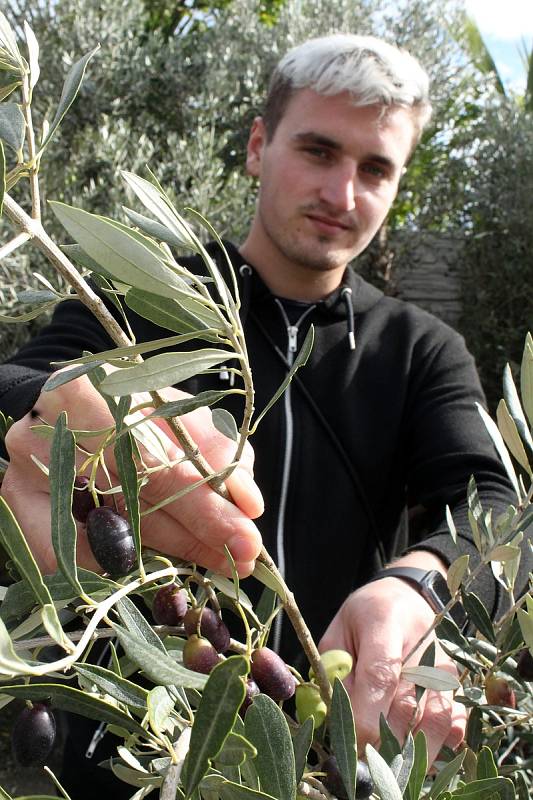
[
  {"xmin": 183, "ymin": 634, "xmax": 221, "ymax": 674},
  {"xmin": 12, "ymin": 702, "xmax": 56, "ymax": 766},
  {"xmin": 250, "ymin": 647, "xmax": 296, "ymax": 702},
  {"xmin": 322, "ymin": 756, "xmax": 374, "ymax": 800},
  {"xmin": 240, "ymin": 677, "xmax": 260, "ymax": 716},
  {"xmin": 152, "ymin": 584, "xmax": 188, "ymax": 626},
  {"xmin": 85, "ymin": 506, "xmax": 136, "ymax": 575},
  {"xmin": 516, "ymin": 648, "xmax": 533, "ymax": 681},
  {"xmin": 183, "ymin": 606, "xmax": 230, "ymax": 653},
  {"xmin": 71, "ymin": 475, "xmax": 97, "ymax": 523}
]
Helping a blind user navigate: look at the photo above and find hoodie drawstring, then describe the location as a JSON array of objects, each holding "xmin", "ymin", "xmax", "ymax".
[{"xmin": 341, "ymin": 286, "xmax": 356, "ymax": 351}]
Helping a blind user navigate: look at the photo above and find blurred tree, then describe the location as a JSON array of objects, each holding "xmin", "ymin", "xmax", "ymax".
[{"xmin": 1, "ymin": 0, "xmax": 531, "ymax": 409}]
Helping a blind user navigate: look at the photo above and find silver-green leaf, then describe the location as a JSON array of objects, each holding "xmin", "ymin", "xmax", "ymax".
[
  {"xmin": 0, "ymin": 103, "xmax": 24, "ymax": 152},
  {"xmin": 40, "ymin": 46, "xmax": 100, "ymax": 150},
  {"xmin": 100, "ymin": 349, "xmax": 233, "ymax": 396},
  {"xmin": 244, "ymin": 694, "xmax": 296, "ymax": 800}
]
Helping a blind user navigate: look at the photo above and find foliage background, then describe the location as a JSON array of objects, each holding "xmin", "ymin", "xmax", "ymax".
[{"xmin": 1, "ymin": 0, "xmax": 532, "ymax": 408}]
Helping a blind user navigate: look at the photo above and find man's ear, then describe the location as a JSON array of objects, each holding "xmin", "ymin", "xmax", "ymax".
[{"xmin": 245, "ymin": 116, "xmax": 267, "ymax": 178}]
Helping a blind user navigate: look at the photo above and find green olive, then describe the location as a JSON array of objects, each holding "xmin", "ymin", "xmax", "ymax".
[
  {"xmin": 309, "ymin": 649, "xmax": 353, "ymax": 685},
  {"xmin": 295, "ymin": 683, "xmax": 327, "ymax": 728}
]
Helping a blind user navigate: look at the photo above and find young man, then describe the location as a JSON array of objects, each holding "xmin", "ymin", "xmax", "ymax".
[{"xmin": 0, "ymin": 34, "xmax": 528, "ymax": 793}]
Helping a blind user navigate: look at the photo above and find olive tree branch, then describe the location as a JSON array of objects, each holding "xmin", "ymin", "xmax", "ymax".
[
  {"xmin": 1, "ymin": 192, "xmax": 231, "ymax": 500},
  {"xmin": 2, "ymin": 192, "xmax": 331, "ymax": 705}
]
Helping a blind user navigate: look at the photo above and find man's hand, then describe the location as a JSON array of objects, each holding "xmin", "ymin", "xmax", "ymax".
[
  {"xmin": 0, "ymin": 372, "xmax": 264, "ymax": 576},
  {"xmin": 319, "ymin": 553, "xmax": 467, "ymax": 766}
]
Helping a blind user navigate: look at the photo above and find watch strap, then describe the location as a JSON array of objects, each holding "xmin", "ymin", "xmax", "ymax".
[{"xmin": 367, "ymin": 566, "xmax": 467, "ymax": 629}]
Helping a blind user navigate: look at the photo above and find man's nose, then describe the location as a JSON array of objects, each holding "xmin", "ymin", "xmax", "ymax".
[{"xmin": 319, "ymin": 163, "xmax": 358, "ymax": 212}]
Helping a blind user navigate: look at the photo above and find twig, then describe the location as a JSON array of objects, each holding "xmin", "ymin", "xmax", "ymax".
[{"xmin": 0, "ymin": 231, "xmax": 30, "ymax": 260}]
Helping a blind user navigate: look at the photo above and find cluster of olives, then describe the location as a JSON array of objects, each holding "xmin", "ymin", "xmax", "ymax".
[
  {"xmin": 11, "ymin": 702, "xmax": 56, "ymax": 767},
  {"xmin": 71, "ymin": 477, "xmax": 374, "ymax": 797}
]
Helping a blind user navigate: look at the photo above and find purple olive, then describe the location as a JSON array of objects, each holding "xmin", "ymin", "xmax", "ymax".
[
  {"xmin": 183, "ymin": 607, "xmax": 230, "ymax": 653},
  {"xmin": 152, "ymin": 585, "xmax": 188, "ymax": 626},
  {"xmin": 12, "ymin": 703, "xmax": 56, "ymax": 766},
  {"xmin": 183, "ymin": 634, "xmax": 221, "ymax": 674},
  {"xmin": 240, "ymin": 678, "xmax": 260, "ymax": 716},
  {"xmin": 250, "ymin": 647, "xmax": 296, "ymax": 702},
  {"xmin": 85, "ymin": 506, "xmax": 136, "ymax": 575},
  {"xmin": 322, "ymin": 755, "xmax": 374, "ymax": 800},
  {"xmin": 516, "ymin": 648, "xmax": 533, "ymax": 681},
  {"xmin": 71, "ymin": 475, "xmax": 97, "ymax": 523}
]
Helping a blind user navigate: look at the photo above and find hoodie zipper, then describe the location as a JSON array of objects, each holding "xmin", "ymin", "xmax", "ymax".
[{"xmin": 272, "ymin": 299, "xmax": 316, "ymax": 652}]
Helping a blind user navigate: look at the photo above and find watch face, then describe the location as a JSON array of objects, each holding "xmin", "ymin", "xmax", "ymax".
[
  {"xmin": 425, "ymin": 571, "xmax": 467, "ymax": 629},
  {"xmin": 426, "ymin": 571, "xmax": 452, "ymax": 604}
]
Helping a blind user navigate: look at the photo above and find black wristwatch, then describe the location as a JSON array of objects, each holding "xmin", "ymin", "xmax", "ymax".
[{"xmin": 367, "ymin": 566, "xmax": 467, "ymax": 629}]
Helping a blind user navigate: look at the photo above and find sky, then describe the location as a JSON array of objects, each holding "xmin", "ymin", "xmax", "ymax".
[{"xmin": 464, "ymin": 0, "xmax": 533, "ymax": 93}]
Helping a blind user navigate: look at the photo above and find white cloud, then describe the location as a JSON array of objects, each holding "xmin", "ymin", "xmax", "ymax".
[{"xmin": 465, "ymin": 0, "xmax": 533, "ymax": 40}]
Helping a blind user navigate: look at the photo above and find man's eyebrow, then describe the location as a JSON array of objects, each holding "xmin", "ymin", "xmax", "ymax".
[
  {"xmin": 292, "ymin": 132, "xmax": 342, "ymax": 149},
  {"xmin": 292, "ymin": 132, "xmax": 397, "ymax": 170}
]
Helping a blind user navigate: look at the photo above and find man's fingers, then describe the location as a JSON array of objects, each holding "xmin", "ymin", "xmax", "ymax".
[
  {"xmin": 349, "ymin": 622, "xmax": 403, "ymax": 750},
  {"xmin": 225, "ymin": 466, "xmax": 264, "ymax": 519},
  {"xmin": 385, "ymin": 678, "xmax": 426, "ymax": 745},
  {"xmin": 412, "ymin": 692, "xmax": 466, "ymax": 767}
]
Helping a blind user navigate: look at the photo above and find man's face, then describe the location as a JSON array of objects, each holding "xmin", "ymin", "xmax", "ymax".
[{"xmin": 245, "ymin": 89, "xmax": 416, "ymax": 281}]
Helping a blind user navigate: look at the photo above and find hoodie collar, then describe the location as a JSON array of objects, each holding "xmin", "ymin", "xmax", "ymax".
[{"xmin": 207, "ymin": 239, "xmax": 384, "ymax": 319}]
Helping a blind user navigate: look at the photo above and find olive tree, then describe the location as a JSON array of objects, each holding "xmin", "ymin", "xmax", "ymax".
[{"xmin": 0, "ymin": 11, "xmax": 533, "ymax": 800}]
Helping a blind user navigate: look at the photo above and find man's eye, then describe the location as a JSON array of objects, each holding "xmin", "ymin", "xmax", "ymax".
[
  {"xmin": 361, "ymin": 163, "xmax": 386, "ymax": 178},
  {"xmin": 305, "ymin": 147, "xmax": 331, "ymax": 160}
]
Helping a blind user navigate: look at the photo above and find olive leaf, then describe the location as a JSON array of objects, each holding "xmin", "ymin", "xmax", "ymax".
[
  {"xmin": 0, "ymin": 616, "xmax": 32, "ymax": 675},
  {"xmin": 330, "ymin": 677, "xmax": 357, "ymax": 800},
  {"xmin": 147, "ymin": 685, "xmax": 174, "ymax": 737},
  {"xmin": 0, "ymin": 569, "xmax": 116, "ymax": 623},
  {"xmin": 50, "ymin": 202, "xmax": 205, "ymax": 303},
  {"xmin": 121, "ymin": 170, "xmax": 199, "ymax": 252},
  {"xmin": 503, "ymin": 363, "xmax": 533, "ymax": 456},
  {"xmin": 74, "ymin": 663, "xmax": 149, "ymax": 713},
  {"xmin": 520, "ymin": 333, "xmax": 533, "ymax": 426},
  {"xmin": 23, "ymin": 21, "xmax": 39, "ymax": 90},
  {"xmin": 365, "ymin": 744, "xmax": 403, "ymax": 800},
  {"xmin": 405, "ymin": 731, "xmax": 427, "ymax": 800},
  {"xmin": 112, "ymin": 622, "xmax": 207, "ymax": 690},
  {"xmin": 116, "ymin": 596, "xmax": 166, "ymax": 655},
  {"xmin": 252, "ymin": 326, "xmax": 314, "ymax": 431},
  {"xmin": 43, "ymin": 361, "xmax": 106, "ymax": 392},
  {"xmin": 125, "ymin": 286, "xmax": 220, "ymax": 335},
  {"xmin": 183, "ymin": 656, "xmax": 248, "ymax": 798},
  {"xmin": 252, "ymin": 561, "xmax": 287, "ymax": 603},
  {"xmin": 476, "ymin": 403, "xmax": 521, "ymax": 501},
  {"xmin": 447, "ymin": 554, "xmax": 470, "ymax": 597},
  {"xmin": 497, "ymin": 398, "xmax": 532, "ymax": 474},
  {"xmin": 40, "ymin": 45, "xmax": 100, "ymax": 150},
  {"xmin": 461, "ymin": 590, "xmax": 496, "ymax": 644},
  {"xmin": 292, "ymin": 717, "xmax": 314, "ymax": 784},
  {"xmin": 49, "ymin": 412, "xmax": 82, "ymax": 596},
  {"xmin": 123, "ymin": 205, "xmax": 190, "ymax": 249},
  {"xmin": 0, "ymin": 139, "xmax": 4, "ymax": 215},
  {"xmin": 400, "ymin": 665, "xmax": 460, "ymax": 692},
  {"xmin": 100, "ymin": 349, "xmax": 234, "ymax": 396},
  {"xmin": 244, "ymin": 694, "xmax": 296, "ymax": 800},
  {"xmin": 426, "ymin": 750, "xmax": 465, "ymax": 798},
  {"xmin": 1, "ymin": 682, "xmax": 147, "ymax": 736},
  {"xmin": 0, "ymin": 298, "xmax": 60, "ymax": 324},
  {"xmin": 212, "ymin": 408, "xmax": 239, "ymax": 442},
  {"xmin": 0, "ymin": 497, "xmax": 56, "ymax": 612},
  {"xmin": 0, "ymin": 103, "xmax": 25, "ymax": 152}
]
